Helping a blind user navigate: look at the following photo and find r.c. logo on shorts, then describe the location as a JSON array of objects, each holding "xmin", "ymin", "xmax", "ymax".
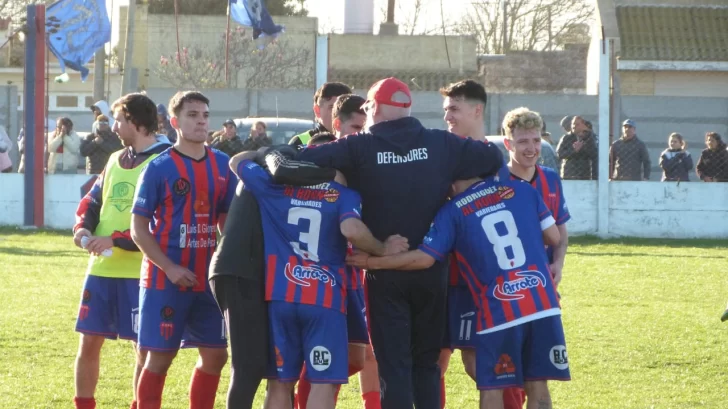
[
  {"xmin": 550, "ymin": 345, "xmax": 569, "ymax": 370},
  {"xmin": 82, "ymin": 289, "xmax": 91, "ymax": 303},
  {"xmin": 310, "ymin": 346, "xmax": 331, "ymax": 371}
]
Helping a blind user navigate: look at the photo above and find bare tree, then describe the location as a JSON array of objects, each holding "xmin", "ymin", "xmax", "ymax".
[
  {"xmin": 152, "ymin": 27, "xmax": 313, "ymax": 89},
  {"xmin": 378, "ymin": 0, "xmax": 457, "ymax": 36},
  {"xmin": 459, "ymin": 0, "xmax": 594, "ymax": 54}
]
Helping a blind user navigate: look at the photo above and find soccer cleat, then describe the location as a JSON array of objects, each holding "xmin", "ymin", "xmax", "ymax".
[{"xmin": 721, "ymin": 308, "xmax": 728, "ymax": 322}]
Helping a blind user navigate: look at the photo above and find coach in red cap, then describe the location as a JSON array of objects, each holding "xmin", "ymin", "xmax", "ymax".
[{"xmin": 264, "ymin": 77, "xmax": 503, "ymax": 409}]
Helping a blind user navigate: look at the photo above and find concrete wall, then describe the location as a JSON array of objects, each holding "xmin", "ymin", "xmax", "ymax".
[
  {"xmin": 1, "ymin": 174, "xmax": 726, "ymax": 238},
  {"xmin": 479, "ymin": 44, "xmax": 589, "ymax": 94},
  {"xmin": 329, "ymin": 34, "xmax": 477, "ymax": 72},
  {"xmin": 620, "ymin": 71, "xmax": 728, "ymax": 97}
]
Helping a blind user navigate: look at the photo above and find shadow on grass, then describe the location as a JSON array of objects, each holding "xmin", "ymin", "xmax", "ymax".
[
  {"xmin": 0, "ymin": 246, "xmax": 79, "ymax": 258},
  {"xmin": 0, "ymin": 226, "xmax": 71, "ymax": 237},
  {"xmin": 571, "ymin": 235, "xmax": 728, "ymax": 249},
  {"xmin": 568, "ymin": 251, "xmax": 726, "ymax": 259}
]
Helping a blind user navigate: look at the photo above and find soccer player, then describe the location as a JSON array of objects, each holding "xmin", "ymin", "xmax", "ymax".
[
  {"xmin": 131, "ymin": 91, "xmax": 237, "ymax": 409},
  {"xmin": 347, "ymin": 174, "xmax": 569, "ymax": 409},
  {"xmin": 440, "ymin": 80, "xmax": 525, "ymax": 409},
  {"xmin": 331, "ymin": 94, "xmax": 367, "ymax": 139},
  {"xmin": 289, "ymin": 82, "xmax": 352, "ymax": 147},
  {"xmin": 235, "ymin": 131, "xmax": 407, "ymax": 409},
  {"xmin": 72, "ymin": 93, "xmax": 170, "ymax": 409},
  {"xmin": 210, "ymin": 143, "xmax": 336, "ymax": 409},
  {"xmin": 501, "ymin": 107, "xmax": 570, "ymax": 289},
  {"xmin": 295, "ymin": 94, "xmax": 374, "ymax": 409},
  {"xmin": 293, "ymin": 129, "xmax": 374, "ymax": 409}
]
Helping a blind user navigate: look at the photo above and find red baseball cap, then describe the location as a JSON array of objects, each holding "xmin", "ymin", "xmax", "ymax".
[{"xmin": 363, "ymin": 77, "xmax": 412, "ymax": 108}]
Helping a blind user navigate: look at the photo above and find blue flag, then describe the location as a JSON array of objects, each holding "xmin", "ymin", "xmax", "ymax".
[
  {"xmin": 46, "ymin": 0, "xmax": 111, "ymax": 82},
  {"xmin": 229, "ymin": 0, "xmax": 285, "ymax": 46}
]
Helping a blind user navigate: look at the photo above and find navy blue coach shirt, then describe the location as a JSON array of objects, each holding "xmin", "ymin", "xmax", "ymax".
[{"xmin": 296, "ymin": 116, "xmax": 503, "ymax": 249}]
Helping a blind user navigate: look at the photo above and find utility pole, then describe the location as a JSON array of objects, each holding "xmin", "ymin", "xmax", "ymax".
[
  {"xmin": 120, "ymin": 0, "xmax": 136, "ymax": 95},
  {"xmin": 387, "ymin": 0, "xmax": 395, "ymax": 23},
  {"xmin": 93, "ymin": 48, "xmax": 105, "ymax": 102}
]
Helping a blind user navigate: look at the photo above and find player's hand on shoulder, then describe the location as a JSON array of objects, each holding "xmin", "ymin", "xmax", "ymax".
[
  {"xmin": 164, "ymin": 264, "xmax": 199, "ymax": 287},
  {"xmin": 86, "ymin": 236, "xmax": 113, "ymax": 256},
  {"xmin": 73, "ymin": 228, "xmax": 91, "ymax": 249},
  {"xmin": 346, "ymin": 250, "xmax": 370, "ymax": 269},
  {"xmin": 383, "ymin": 234, "xmax": 409, "ymax": 255}
]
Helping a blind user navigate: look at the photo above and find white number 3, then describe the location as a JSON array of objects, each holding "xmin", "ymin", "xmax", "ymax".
[
  {"xmin": 481, "ymin": 210, "xmax": 526, "ymax": 270},
  {"xmin": 288, "ymin": 207, "xmax": 322, "ymax": 262}
]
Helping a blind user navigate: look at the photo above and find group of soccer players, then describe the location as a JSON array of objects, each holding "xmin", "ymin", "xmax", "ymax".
[{"xmin": 71, "ymin": 78, "xmax": 570, "ymax": 409}]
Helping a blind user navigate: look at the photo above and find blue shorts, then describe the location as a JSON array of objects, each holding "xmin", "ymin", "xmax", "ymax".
[
  {"xmin": 267, "ymin": 301, "xmax": 348, "ymax": 384},
  {"xmin": 75, "ymin": 275, "xmax": 140, "ymax": 341},
  {"xmin": 138, "ymin": 287, "xmax": 226, "ymax": 351},
  {"xmin": 475, "ymin": 315, "xmax": 571, "ymax": 390},
  {"xmin": 448, "ymin": 285, "xmax": 477, "ymax": 349},
  {"xmin": 347, "ymin": 288, "xmax": 369, "ymax": 345}
]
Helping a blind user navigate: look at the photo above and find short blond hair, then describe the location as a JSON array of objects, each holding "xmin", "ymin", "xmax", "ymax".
[{"xmin": 502, "ymin": 107, "xmax": 543, "ymax": 138}]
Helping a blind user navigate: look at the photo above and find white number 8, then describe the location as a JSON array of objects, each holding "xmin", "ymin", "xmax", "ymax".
[
  {"xmin": 481, "ymin": 210, "xmax": 526, "ymax": 270},
  {"xmin": 288, "ymin": 207, "xmax": 322, "ymax": 262}
]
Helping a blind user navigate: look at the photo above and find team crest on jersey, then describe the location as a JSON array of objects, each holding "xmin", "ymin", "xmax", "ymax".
[
  {"xmin": 493, "ymin": 270, "xmax": 547, "ymax": 301},
  {"xmin": 497, "ymin": 186, "xmax": 515, "ymax": 200},
  {"xmin": 173, "ymin": 178, "xmax": 191, "ymax": 196},
  {"xmin": 284, "ymin": 263, "xmax": 337, "ymax": 287},
  {"xmin": 109, "ymin": 181, "xmax": 135, "ymax": 212},
  {"xmin": 324, "ymin": 188, "xmax": 340, "ymax": 203},
  {"xmin": 160, "ymin": 306, "xmax": 175, "ymax": 340}
]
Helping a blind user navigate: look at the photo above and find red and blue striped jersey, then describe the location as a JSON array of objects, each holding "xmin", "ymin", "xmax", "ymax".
[
  {"xmin": 508, "ymin": 165, "xmax": 570, "ymax": 263},
  {"xmin": 419, "ymin": 177, "xmax": 561, "ymax": 334},
  {"xmin": 238, "ymin": 160, "xmax": 361, "ymax": 314},
  {"xmin": 132, "ymin": 147, "xmax": 237, "ymax": 292}
]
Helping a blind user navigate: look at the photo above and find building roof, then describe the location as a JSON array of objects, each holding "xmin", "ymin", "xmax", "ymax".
[{"xmin": 617, "ymin": 5, "xmax": 728, "ymax": 61}]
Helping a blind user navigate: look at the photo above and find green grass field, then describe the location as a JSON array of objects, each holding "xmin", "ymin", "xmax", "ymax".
[{"xmin": 1, "ymin": 227, "xmax": 727, "ymax": 409}]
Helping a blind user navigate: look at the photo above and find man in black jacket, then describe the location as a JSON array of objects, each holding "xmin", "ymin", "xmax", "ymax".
[
  {"xmin": 268, "ymin": 77, "xmax": 503, "ymax": 409},
  {"xmin": 556, "ymin": 116, "xmax": 598, "ymax": 180},
  {"xmin": 288, "ymin": 82, "xmax": 352, "ymax": 147},
  {"xmin": 209, "ymin": 145, "xmax": 334, "ymax": 409}
]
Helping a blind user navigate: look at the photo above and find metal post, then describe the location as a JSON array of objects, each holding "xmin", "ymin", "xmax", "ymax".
[
  {"xmin": 93, "ymin": 48, "xmax": 105, "ymax": 102},
  {"xmin": 120, "ymin": 0, "xmax": 136, "ymax": 95},
  {"xmin": 23, "ymin": 6, "xmax": 36, "ymax": 226},
  {"xmin": 34, "ymin": 5, "xmax": 46, "ymax": 227},
  {"xmin": 315, "ymin": 35, "xmax": 328, "ymax": 91},
  {"xmin": 597, "ymin": 34, "xmax": 610, "ymax": 237}
]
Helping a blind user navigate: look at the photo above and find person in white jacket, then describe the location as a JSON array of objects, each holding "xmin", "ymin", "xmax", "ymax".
[
  {"xmin": 47, "ymin": 117, "xmax": 81, "ymax": 174},
  {"xmin": 0, "ymin": 124, "xmax": 12, "ymax": 173}
]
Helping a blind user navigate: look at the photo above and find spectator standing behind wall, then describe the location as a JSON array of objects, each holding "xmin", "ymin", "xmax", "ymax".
[
  {"xmin": 659, "ymin": 133, "xmax": 692, "ymax": 182},
  {"xmin": 47, "ymin": 117, "xmax": 81, "ymax": 174},
  {"xmin": 210, "ymin": 118, "xmax": 246, "ymax": 157},
  {"xmin": 80, "ymin": 115, "xmax": 123, "ymax": 174},
  {"xmin": 556, "ymin": 115, "xmax": 598, "ymax": 180},
  {"xmin": 0, "ymin": 125, "xmax": 12, "ymax": 173},
  {"xmin": 609, "ymin": 119, "xmax": 651, "ymax": 181},
  {"xmin": 696, "ymin": 132, "xmax": 728, "ymax": 182}
]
